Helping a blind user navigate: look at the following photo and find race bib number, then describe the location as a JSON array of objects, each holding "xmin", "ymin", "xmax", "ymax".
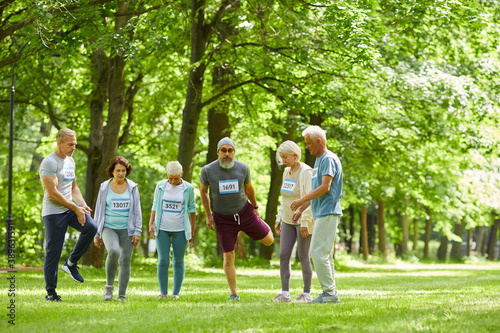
[
  {"xmin": 111, "ymin": 199, "xmax": 130, "ymax": 212},
  {"xmin": 163, "ymin": 200, "xmax": 181, "ymax": 213},
  {"xmin": 312, "ymin": 168, "xmax": 318, "ymax": 180},
  {"xmin": 63, "ymin": 167, "xmax": 75, "ymax": 181},
  {"xmin": 281, "ymin": 178, "xmax": 296, "ymax": 194},
  {"xmin": 219, "ymin": 179, "xmax": 239, "ymax": 194}
]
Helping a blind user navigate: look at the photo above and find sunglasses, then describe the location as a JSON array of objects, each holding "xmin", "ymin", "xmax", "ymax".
[{"xmin": 220, "ymin": 148, "xmax": 234, "ymax": 153}]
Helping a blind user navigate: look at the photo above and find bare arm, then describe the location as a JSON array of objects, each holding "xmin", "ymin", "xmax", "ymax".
[
  {"xmin": 42, "ymin": 175, "xmax": 88, "ymax": 226},
  {"xmin": 244, "ymin": 181, "xmax": 260, "ymax": 217},
  {"xmin": 200, "ymin": 182, "xmax": 215, "ymax": 230},
  {"xmin": 291, "ymin": 175, "xmax": 333, "ymax": 211},
  {"xmin": 71, "ymin": 179, "xmax": 91, "ymax": 213},
  {"xmin": 148, "ymin": 211, "xmax": 156, "ymax": 239},
  {"xmin": 291, "ymin": 175, "xmax": 333, "ymax": 222},
  {"xmin": 189, "ymin": 212, "xmax": 196, "ymax": 243}
]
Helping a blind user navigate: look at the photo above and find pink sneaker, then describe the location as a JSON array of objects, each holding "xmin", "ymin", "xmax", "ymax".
[
  {"xmin": 273, "ymin": 293, "xmax": 291, "ymax": 302},
  {"xmin": 294, "ymin": 293, "xmax": 312, "ymax": 303},
  {"xmin": 157, "ymin": 295, "xmax": 168, "ymax": 300},
  {"xmin": 172, "ymin": 295, "xmax": 179, "ymax": 300}
]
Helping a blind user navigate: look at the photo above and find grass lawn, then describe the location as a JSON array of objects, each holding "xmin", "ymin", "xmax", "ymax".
[{"xmin": 1, "ymin": 261, "xmax": 499, "ymax": 332}]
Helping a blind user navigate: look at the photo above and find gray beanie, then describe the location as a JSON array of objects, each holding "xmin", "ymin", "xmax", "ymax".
[{"xmin": 217, "ymin": 137, "xmax": 235, "ymax": 151}]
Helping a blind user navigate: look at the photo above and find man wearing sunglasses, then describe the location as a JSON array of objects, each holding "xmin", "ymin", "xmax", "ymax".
[{"xmin": 200, "ymin": 137, "xmax": 274, "ymax": 301}]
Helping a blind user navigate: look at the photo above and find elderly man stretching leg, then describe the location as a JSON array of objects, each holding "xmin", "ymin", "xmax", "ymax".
[
  {"xmin": 39, "ymin": 128, "xmax": 97, "ymax": 301},
  {"xmin": 200, "ymin": 137, "xmax": 274, "ymax": 301},
  {"xmin": 291, "ymin": 125, "xmax": 343, "ymax": 304}
]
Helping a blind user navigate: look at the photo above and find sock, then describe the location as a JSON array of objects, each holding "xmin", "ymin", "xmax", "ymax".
[
  {"xmin": 282, "ymin": 291, "xmax": 290, "ymax": 297},
  {"xmin": 67, "ymin": 260, "xmax": 74, "ymax": 266},
  {"xmin": 106, "ymin": 285, "xmax": 113, "ymax": 288},
  {"xmin": 302, "ymin": 292, "xmax": 310, "ymax": 297},
  {"xmin": 326, "ymin": 291, "xmax": 334, "ymax": 296}
]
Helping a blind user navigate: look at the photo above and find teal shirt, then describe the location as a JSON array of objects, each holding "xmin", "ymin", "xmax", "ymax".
[{"xmin": 104, "ymin": 188, "xmax": 130, "ymax": 229}]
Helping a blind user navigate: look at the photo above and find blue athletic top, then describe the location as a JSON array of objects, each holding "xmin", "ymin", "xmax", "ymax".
[
  {"xmin": 104, "ymin": 188, "xmax": 130, "ymax": 229},
  {"xmin": 311, "ymin": 150, "xmax": 343, "ymax": 219}
]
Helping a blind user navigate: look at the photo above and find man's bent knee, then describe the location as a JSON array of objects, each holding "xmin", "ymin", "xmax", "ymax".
[{"xmin": 259, "ymin": 231, "xmax": 274, "ymax": 246}]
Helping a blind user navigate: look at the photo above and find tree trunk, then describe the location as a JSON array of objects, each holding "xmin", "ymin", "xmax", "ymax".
[
  {"xmin": 82, "ymin": 2, "xmax": 133, "ymax": 268},
  {"xmin": 401, "ymin": 197, "xmax": 409, "ymax": 256},
  {"xmin": 259, "ymin": 112, "xmax": 298, "ymax": 260},
  {"xmin": 85, "ymin": 47, "xmax": 108, "ymax": 207},
  {"xmin": 207, "ymin": 103, "xmax": 231, "ymax": 164},
  {"xmin": 413, "ymin": 217, "xmax": 418, "ymax": 256},
  {"xmin": 341, "ymin": 205, "xmax": 352, "ymax": 254},
  {"xmin": 450, "ymin": 219, "xmax": 466, "ymax": 260},
  {"xmin": 304, "ymin": 113, "xmax": 324, "ymax": 167},
  {"xmin": 348, "ymin": 205, "xmax": 355, "ymax": 254},
  {"xmin": 367, "ymin": 207, "xmax": 376, "ymax": 254},
  {"xmin": 486, "ymin": 218, "xmax": 500, "ymax": 260},
  {"xmin": 437, "ymin": 235, "xmax": 448, "ymax": 261},
  {"xmin": 476, "ymin": 226, "xmax": 486, "ymax": 257},
  {"xmin": 360, "ymin": 205, "xmax": 369, "ymax": 261},
  {"xmin": 466, "ymin": 229, "xmax": 472, "ymax": 257},
  {"xmin": 249, "ymin": 239, "xmax": 256, "ymax": 256},
  {"xmin": 259, "ymin": 144, "xmax": 281, "ymax": 260},
  {"xmin": 376, "ymin": 199, "xmax": 387, "ymax": 259},
  {"xmin": 476, "ymin": 225, "xmax": 486, "ymax": 256},
  {"xmin": 178, "ymin": 0, "xmax": 233, "ymax": 181},
  {"xmin": 423, "ymin": 208, "xmax": 432, "ymax": 259}
]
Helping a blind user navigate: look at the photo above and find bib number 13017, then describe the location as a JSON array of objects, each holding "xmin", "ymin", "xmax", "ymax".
[{"xmin": 219, "ymin": 179, "xmax": 239, "ymax": 194}]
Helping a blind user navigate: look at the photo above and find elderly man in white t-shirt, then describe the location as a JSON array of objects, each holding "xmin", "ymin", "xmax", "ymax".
[{"xmin": 39, "ymin": 128, "xmax": 97, "ymax": 302}]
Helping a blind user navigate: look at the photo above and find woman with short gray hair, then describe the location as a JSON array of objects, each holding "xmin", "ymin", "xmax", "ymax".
[
  {"xmin": 149, "ymin": 161, "xmax": 196, "ymax": 300},
  {"xmin": 274, "ymin": 140, "xmax": 314, "ymax": 303}
]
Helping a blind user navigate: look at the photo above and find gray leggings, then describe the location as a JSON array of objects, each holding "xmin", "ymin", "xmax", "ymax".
[
  {"xmin": 102, "ymin": 228, "xmax": 134, "ymax": 296},
  {"xmin": 279, "ymin": 222, "xmax": 312, "ymax": 293}
]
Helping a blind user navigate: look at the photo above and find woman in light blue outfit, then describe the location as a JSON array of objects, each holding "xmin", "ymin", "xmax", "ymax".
[
  {"xmin": 149, "ymin": 161, "xmax": 196, "ymax": 300},
  {"xmin": 94, "ymin": 156, "xmax": 142, "ymax": 301}
]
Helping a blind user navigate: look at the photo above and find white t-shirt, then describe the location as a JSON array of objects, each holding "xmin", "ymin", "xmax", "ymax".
[
  {"xmin": 160, "ymin": 182, "xmax": 185, "ymax": 232},
  {"xmin": 39, "ymin": 152, "xmax": 75, "ymax": 217}
]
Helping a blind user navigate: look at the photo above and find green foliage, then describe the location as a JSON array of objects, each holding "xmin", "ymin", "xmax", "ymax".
[{"xmin": 1, "ymin": 0, "xmax": 500, "ymax": 261}]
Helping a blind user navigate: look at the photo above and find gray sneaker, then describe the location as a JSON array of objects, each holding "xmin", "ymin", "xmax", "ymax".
[
  {"xmin": 117, "ymin": 295, "xmax": 127, "ymax": 301},
  {"xmin": 103, "ymin": 286, "xmax": 114, "ymax": 301},
  {"xmin": 309, "ymin": 291, "xmax": 340, "ymax": 304},
  {"xmin": 228, "ymin": 294, "xmax": 240, "ymax": 301}
]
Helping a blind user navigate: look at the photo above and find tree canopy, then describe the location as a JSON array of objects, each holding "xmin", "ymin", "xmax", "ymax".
[{"xmin": 1, "ymin": 0, "xmax": 499, "ymax": 263}]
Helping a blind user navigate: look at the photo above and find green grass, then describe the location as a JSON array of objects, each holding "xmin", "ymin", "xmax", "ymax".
[{"xmin": 1, "ymin": 261, "xmax": 499, "ymax": 332}]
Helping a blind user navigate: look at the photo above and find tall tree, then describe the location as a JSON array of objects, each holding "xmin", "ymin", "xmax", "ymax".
[
  {"xmin": 177, "ymin": 0, "xmax": 238, "ymax": 181},
  {"xmin": 377, "ymin": 199, "xmax": 387, "ymax": 259}
]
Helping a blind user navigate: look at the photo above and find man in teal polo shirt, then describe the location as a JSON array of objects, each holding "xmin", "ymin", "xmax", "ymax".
[{"xmin": 291, "ymin": 125, "xmax": 342, "ymax": 304}]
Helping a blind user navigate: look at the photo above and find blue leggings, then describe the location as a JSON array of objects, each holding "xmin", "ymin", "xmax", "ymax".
[{"xmin": 156, "ymin": 230, "xmax": 187, "ymax": 295}]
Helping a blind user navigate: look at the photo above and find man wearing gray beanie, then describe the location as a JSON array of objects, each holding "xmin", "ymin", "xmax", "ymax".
[
  {"xmin": 216, "ymin": 137, "xmax": 235, "ymax": 152},
  {"xmin": 200, "ymin": 137, "xmax": 274, "ymax": 301}
]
